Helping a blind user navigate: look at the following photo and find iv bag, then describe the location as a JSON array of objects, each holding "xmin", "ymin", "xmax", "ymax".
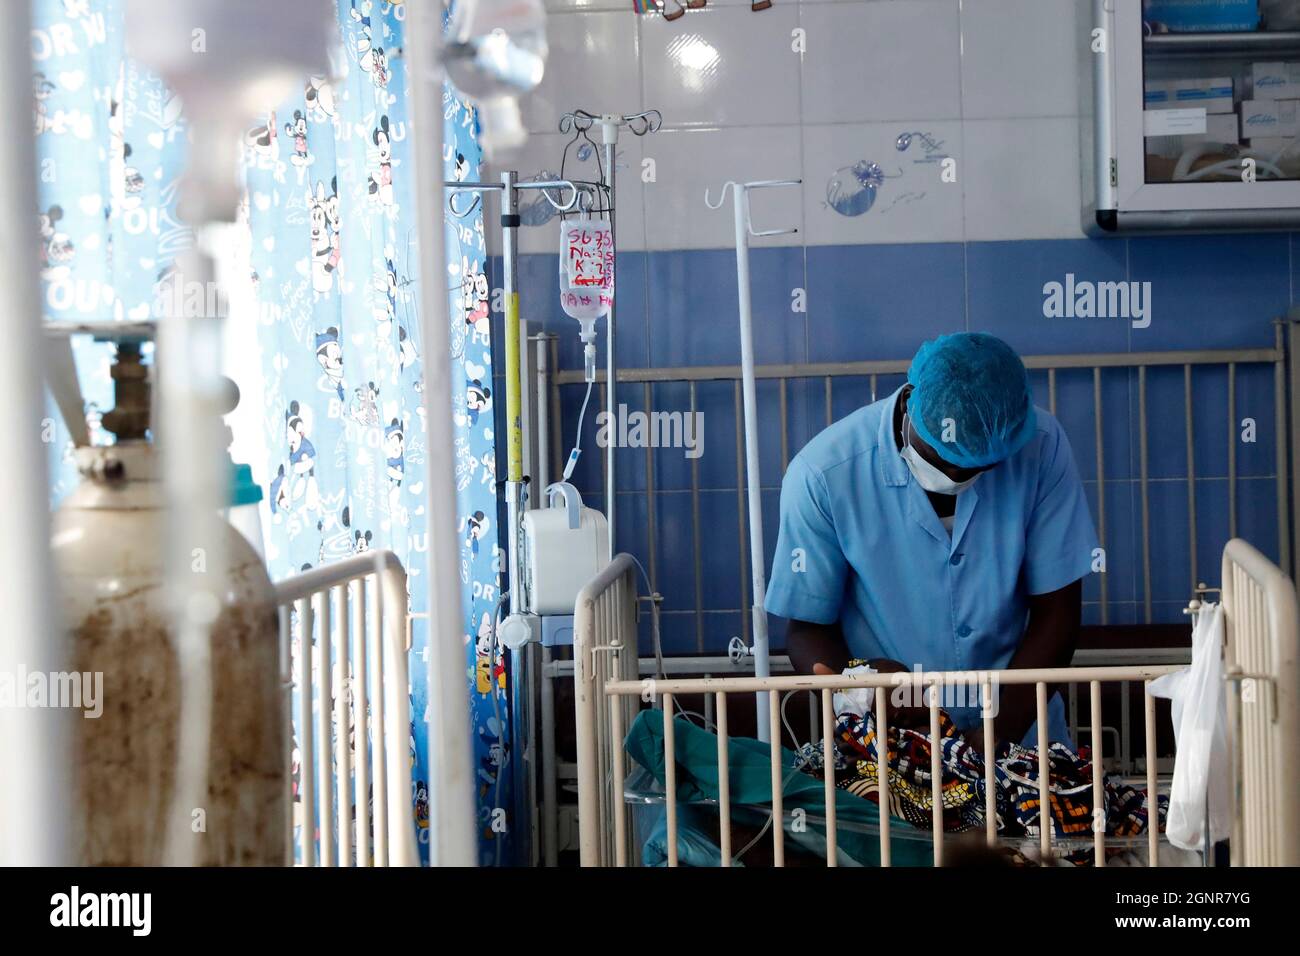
[{"xmin": 558, "ymin": 218, "xmax": 614, "ymax": 324}]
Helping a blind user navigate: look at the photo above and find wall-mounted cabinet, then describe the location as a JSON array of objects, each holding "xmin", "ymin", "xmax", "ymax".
[{"xmin": 1084, "ymin": 0, "xmax": 1300, "ymax": 233}]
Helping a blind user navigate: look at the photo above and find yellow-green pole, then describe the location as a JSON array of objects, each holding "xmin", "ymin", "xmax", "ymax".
[{"xmin": 505, "ymin": 291, "xmax": 524, "ymax": 483}]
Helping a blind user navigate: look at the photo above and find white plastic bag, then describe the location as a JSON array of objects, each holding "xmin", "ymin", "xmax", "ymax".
[
  {"xmin": 832, "ymin": 663, "xmax": 877, "ymax": 719},
  {"xmin": 1148, "ymin": 602, "xmax": 1231, "ymax": 851}
]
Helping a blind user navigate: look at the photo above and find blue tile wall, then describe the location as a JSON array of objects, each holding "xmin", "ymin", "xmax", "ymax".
[
  {"xmin": 805, "ymin": 244, "xmax": 966, "ymax": 362},
  {"xmin": 495, "ymin": 234, "xmax": 1299, "ymax": 650},
  {"xmin": 966, "ymin": 240, "xmax": 1133, "ymax": 355}
]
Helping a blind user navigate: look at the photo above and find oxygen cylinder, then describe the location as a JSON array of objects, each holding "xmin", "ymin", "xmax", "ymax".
[{"xmin": 49, "ymin": 332, "xmax": 285, "ymax": 865}]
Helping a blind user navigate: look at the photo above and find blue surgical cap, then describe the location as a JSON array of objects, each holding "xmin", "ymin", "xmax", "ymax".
[{"xmin": 906, "ymin": 332, "xmax": 1036, "ymax": 469}]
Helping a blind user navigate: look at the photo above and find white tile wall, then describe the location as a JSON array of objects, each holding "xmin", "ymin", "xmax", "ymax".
[
  {"xmin": 520, "ymin": 11, "xmax": 642, "ymax": 133},
  {"xmin": 958, "ymin": 0, "xmax": 1080, "ymax": 120},
  {"xmin": 800, "ymin": 1, "xmax": 962, "ymax": 124},
  {"xmin": 962, "ymin": 117, "xmax": 1082, "ymax": 241},
  {"xmin": 641, "ymin": 5, "xmax": 802, "ymax": 127},
  {"xmin": 484, "ymin": 0, "xmax": 1088, "ymax": 249}
]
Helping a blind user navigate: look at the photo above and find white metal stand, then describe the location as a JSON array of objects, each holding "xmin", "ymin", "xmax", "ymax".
[
  {"xmin": 0, "ymin": 0, "xmax": 68, "ymax": 867},
  {"xmin": 705, "ymin": 179, "xmax": 801, "ymax": 743},
  {"xmin": 447, "ymin": 174, "xmax": 590, "ymax": 867},
  {"xmin": 407, "ymin": 0, "xmax": 479, "ymax": 866},
  {"xmin": 599, "ymin": 118, "xmax": 620, "ymax": 561}
]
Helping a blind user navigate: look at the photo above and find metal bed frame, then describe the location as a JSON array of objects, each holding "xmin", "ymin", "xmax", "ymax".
[
  {"xmin": 574, "ymin": 540, "xmax": 1299, "ymax": 867},
  {"xmin": 546, "ymin": 326, "xmax": 1300, "ymax": 632},
  {"xmin": 273, "ymin": 550, "xmax": 418, "ymax": 867},
  {"xmin": 527, "ymin": 327, "xmax": 1300, "ymax": 863},
  {"xmin": 1223, "ymin": 538, "xmax": 1300, "ymax": 865}
]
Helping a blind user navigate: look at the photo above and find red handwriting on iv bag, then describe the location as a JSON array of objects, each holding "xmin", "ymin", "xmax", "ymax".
[
  {"xmin": 568, "ymin": 226, "xmax": 613, "ymax": 287},
  {"xmin": 559, "ymin": 218, "xmax": 614, "ymax": 321},
  {"xmin": 561, "ymin": 291, "xmax": 615, "ymax": 309}
]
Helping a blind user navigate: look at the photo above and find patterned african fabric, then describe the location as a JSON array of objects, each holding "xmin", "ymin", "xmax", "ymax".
[{"xmin": 794, "ymin": 699, "xmax": 1165, "ymax": 862}]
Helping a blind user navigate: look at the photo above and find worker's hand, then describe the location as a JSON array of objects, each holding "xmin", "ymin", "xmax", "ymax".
[
  {"xmin": 868, "ymin": 659, "xmax": 932, "ymax": 728},
  {"xmin": 813, "ymin": 660, "xmax": 929, "ymax": 729}
]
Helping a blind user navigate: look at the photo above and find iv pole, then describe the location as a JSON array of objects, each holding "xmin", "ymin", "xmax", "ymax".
[
  {"xmin": 445, "ymin": 173, "xmax": 589, "ymax": 867},
  {"xmin": 704, "ymin": 178, "xmax": 801, "ymax": 744},
  {"xmin": 464, "ymin": 169, "xmax": 607, "ymax": 867},
  {"xmin": 558, "ymin": 109, "xmax": 662, "ymax": 560},
  {"xmin": 445, "ymin": 174, "xmax": 585, "ymax": 623}
]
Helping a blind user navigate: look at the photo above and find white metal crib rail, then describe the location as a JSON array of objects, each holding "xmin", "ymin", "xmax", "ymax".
[
  {"xmin": 1222, "ymin": 538, "xmax": 1300, "ymax": 866},
  {"xmin": 574, "ymin": 554, "xmax": 643, "ymax": 867},
  {"xmin": 576, "ymin": 548, "xmax": 1298, "ymax": 868},
  {"xmin": 274, "ymin": 550, "xmax": 418, "ymax": 867}
]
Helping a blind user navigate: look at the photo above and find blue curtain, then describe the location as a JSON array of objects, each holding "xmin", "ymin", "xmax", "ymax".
[
  {"xmin": 241, "ymin": 1, "xmax": 510, "ymax": 864},
  {"xmin": 33, "ymin": 0, "xmax": 190, "ymax": 496},
  {"xmin": 34, "ymin": 0, "xmax": 510, "ymax": 865}
]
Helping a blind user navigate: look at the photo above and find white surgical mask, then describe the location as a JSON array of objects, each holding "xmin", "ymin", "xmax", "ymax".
[{"xmin": 901, "ymin": 414, "xmax": 980, "ymax": 495}]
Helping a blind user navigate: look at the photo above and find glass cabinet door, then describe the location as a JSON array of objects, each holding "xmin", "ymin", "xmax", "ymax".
[{"xmin": 1105, "ymin": 0, "xmax": 1300, "ymax": 226}]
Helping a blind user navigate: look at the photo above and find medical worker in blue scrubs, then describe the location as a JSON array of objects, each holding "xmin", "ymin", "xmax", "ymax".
[{"xmin": 765, "ymin": 332, "xmax": 1098, "ymax": 747}]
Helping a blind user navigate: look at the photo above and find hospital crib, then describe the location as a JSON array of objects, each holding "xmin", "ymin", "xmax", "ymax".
[
  {"xmin": 531, "ymin": 331, "xmax": 1300, "ymax": 862},
  {"xmin": 573, "ymin": 540, "xmax": 1299, "ymax": 867},
  {"xmin": 273, "ymin": 550, "xmax": 419, "ymax": 866}
]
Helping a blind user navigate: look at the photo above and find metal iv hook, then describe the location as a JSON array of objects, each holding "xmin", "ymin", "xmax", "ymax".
[
  {"xmin": 516, "ymin": 178, "xmax": 588, "ymax": 213},
  {"xmin": 445, "ymin": 178, "xmax": 589, "ymax": 219},
  {"xmin": 624, "ymin": 109, "xmax": 663, "ymax": 136},
  {"xmin": 558, "ymin": 109, "xmax": 663, "ymax": 137},
  {"xmin": 704, "ymin": 178, "xmax": 802, "ymax": 237},
  {"xmin": 446, "ymin": 188, "xmax": 487, "ymax": 219}
]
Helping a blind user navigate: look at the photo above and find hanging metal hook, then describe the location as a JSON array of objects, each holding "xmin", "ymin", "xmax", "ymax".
[
  {"xmin": 516, "ymin": 178, "xmax": 583, "ymax": 213},
  {"xmin": 703, "ymin": 180, "xmax": 739, "ymax": 211},
  {"xmin": 447, "ymin": 190, "xmax": 482, "ymax": 219},
  {"xmin": 559, "ymin": 108, "xmax": 663, "ymax": 138},
  {"xmin": 742, "ymin": 179, "xmax": 801, "ymax": 237},
  {"xmin": 571, "ymin": 180, "xmax": 612, "ymax": 214},
  {"xmin": 705, "ymin": 178, "xmax": 802, "ymax": 237},
  {"xmin": 625, "ymin": 109, "xmax": 663, "ymax": 137},
  {"xmin": 558, "ymin": 109, "xmax": 599, "ymax": 135},
  {"xmin": 445, "ymin": 180, "xmax": 505, "ymax": 219}
]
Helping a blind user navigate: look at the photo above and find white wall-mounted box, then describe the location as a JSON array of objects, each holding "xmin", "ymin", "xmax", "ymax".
[{"xmin": 1083, "ymin": 0, "xmax": 1300, "ymax": 234}]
